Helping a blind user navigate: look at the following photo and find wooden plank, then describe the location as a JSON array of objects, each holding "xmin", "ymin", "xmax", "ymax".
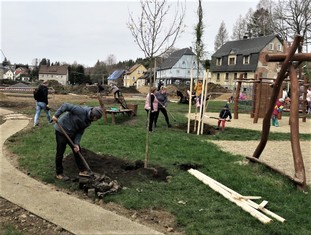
[
  {"xmin": 188, "ymin": 169, "xmax": 272, "ymax": 224},
  {"xmin": 188, "ymin": 169, "xmax": 286, "ymax": 223}
]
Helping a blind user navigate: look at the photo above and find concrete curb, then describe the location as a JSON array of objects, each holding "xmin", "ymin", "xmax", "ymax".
[{"xmin": 0, "ymin": 107, "xmax": 163, "ymax": 235}]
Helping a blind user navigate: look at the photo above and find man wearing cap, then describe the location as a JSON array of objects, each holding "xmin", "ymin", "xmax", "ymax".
[
  {"xmin": 272, "ymin": 98, "xmax": 285, "ymax": 127},
  {"xmin": 52, "ymin": 103, "xmax": 103, "ymax": 181}
]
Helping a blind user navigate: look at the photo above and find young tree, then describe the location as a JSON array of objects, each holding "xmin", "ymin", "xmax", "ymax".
[
  {"xmin": 214, "ymin": 21, "xmax": 229, "ymax": 52},
  {"xmin": 194, "ymin": 0, "xmax": 205, "ymax": 80},
  {"xmin": 128, "ymin": 0, "xmax": 185, "ymax": 66},
  {"xmin": 128, "ymin": 0, "xmax": 185, "ymax": 167}
]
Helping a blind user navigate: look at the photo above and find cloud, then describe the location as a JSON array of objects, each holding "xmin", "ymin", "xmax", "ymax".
[{"xmin": 1, "ymin": 0, "xmax": 257, "ymax": 67}]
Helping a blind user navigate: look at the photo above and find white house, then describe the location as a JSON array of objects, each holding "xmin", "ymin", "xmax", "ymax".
[{"xmin": 156, "ymin": 47, "xmax": 204, "ymax": 86}]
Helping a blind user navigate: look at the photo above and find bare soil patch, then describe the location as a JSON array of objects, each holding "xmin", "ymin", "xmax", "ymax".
[{"xmin": 0, "ymin": 93, "xmax": 184, "ymax": 235}]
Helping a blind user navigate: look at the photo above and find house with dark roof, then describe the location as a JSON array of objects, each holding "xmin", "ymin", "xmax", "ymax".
[
  {"xmin": 38, "ymin": 65, "xmax": 69, "ymax": 85},
  {"xmin": 123, "ymin": 64, "xmax": 147, "ymax": 88},
  {"xmin": 107, "ymin": 69, "xmax": 125, "ymax": 86},
  {"xmin": 210, "ymin": 34, "xmax": 284, "ymax": 91},
  {"xmin": 156, "ymin": 47, "xmax": 204, "ymax": 86}
]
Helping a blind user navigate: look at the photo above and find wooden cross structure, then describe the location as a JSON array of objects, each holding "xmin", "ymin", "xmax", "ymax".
[{"xmin": 247, "ymin": 35, "xmax": 311, "ymax": 191}]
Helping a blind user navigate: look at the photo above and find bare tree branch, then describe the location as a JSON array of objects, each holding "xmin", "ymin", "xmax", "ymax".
[{"xmin": 127, "ymin": 0, "xmax": 185, "ymax": 59}]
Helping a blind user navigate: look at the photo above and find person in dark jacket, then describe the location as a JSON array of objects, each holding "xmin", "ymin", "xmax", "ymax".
[
  {"xmin": 154, "ymin": 87, "xmax": 172, "ymax": 128},
  {"xmin": 52, "ymin": 103, "xmax": 103, "ymax": 181},
  {"xmin": 33, "ymin": 80, "xmax": 52, "ymax": 126},
  {"xmin": 217, "ymin": 103, "xmax": 232, "ymax": 131}
]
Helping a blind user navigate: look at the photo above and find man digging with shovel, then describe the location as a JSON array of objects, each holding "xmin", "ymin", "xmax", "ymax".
[{"xmin": 52, "ymin": 103, "xmax": 103, "ymax": 181}]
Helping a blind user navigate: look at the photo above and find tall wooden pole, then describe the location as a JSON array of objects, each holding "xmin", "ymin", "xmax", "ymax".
[
  {"xmin": 187, "ymin": 68, "xmax": 194, "ymax": 134},
  {"xmin": 253, "ymin": 73, "xmax": 262, "ymax": 123},
  {"xmin": 252, "ymin": 35, "xmax": 303, "ymax": 159},
  {"xmin": 234, "ymin": 74, "xmax": 243, "ymax": 119},
  {"xmin": 289, "ymin": 65, "xmax": 306, "ymax": 190}
]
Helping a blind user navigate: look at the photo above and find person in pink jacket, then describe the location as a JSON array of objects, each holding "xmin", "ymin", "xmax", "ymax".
[
  {"xmin": 145, "ymin": 87, "xmax": 158, "ymax": 132},
  {"xmin": 272, "ymin": 98, "xmax": 285, "ymax": 127}
]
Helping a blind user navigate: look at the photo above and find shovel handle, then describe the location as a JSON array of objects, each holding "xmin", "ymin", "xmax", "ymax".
[{"xmin": 55, "ymin": 120, "xmax": 92, "ymax": 172}]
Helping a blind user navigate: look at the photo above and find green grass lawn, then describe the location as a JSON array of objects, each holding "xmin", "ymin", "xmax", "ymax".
[{"xmin": 5, "ymin": 99, "xmax": 311, "ymax": 235}]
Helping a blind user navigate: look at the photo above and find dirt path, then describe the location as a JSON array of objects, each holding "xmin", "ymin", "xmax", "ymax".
[{"xmin": 195, "ymin": 112, "xmax": 311, "ymax": 184}]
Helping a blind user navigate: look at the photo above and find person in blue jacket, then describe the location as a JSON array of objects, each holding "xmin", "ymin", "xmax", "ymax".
[{"xmin": 52, "ymin": 103, "xmax": 103, "ymax": 181}]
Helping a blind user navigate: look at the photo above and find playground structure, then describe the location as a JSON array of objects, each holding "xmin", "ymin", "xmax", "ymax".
[
  {"xmin": 233, "ymin": 73, "xmax": 309, "ymax": 123},
  {"xmin": 247, "ymin": 35, "xmax": 310, "ymax": 191},
  {"xmin": 187, "ymin": 35, "xmax": 310, "ymax": 190}
]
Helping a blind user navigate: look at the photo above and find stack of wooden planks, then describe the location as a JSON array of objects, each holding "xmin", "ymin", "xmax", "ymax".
[{"xmin": 188, "ymin": 169, "xmax": 285, "ymax": 224}]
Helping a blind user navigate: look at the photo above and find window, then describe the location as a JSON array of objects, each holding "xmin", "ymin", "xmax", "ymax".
[
  {"xmin": 244, "ymin": 73, "xmax": 247, "ymax": 79},
  {"xmin": 225, "ymin": 73, "xmax": 229, "ymax": 81},
  {"xmin": 243, "ymin": 55, "xmax": 250, "ymax": 64},
  {"xmin": 277, "ymin": 43, "xmax": 283, "ymax": 52},
  {"xmin": 228, "ymin": 56, "xmax": 236, "ymax": 65},
  {"xmin": 234, "ymin": 73, "xmax": 237, "ymax": 80},
  {"xmin": 268, "ymin": 43, "xmax": 274, "ymax": 51},
  {"xmin": 216, "ymin": 58, "xmax": 222, "ymax": 66},
  {"xmin": 216, "ymin": 73, "xmax": 220, "ymax": 82}
]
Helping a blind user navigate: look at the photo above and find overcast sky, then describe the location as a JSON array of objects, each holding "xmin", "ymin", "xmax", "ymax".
[{"xmin": 1, "ymin": 0, "xmax": 258, "ymax": 67}]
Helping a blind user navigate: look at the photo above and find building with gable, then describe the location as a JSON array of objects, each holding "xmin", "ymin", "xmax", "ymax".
[
  {"xmin": 3, "ymin": 68, "xmax": 14, "ymax": 80},
  {"xmin": 38, "ymin": 65, "xmax": 69, "ymax": 85},
  {"xmin": 156, "ymin": 47, "xmax": 204, "ymax": 86},
  {"xmin": 123, "ymin": 64, "xmax": 147, "ymax": 88},
  {"xmin": 210, "ymin": 34, "xmax": 284, "ymax": 91}
]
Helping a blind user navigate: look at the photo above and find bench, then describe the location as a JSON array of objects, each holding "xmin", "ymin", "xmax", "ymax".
[{"xmin": 103, "ymin": 109, "xmax": 134, "ymax": 124}]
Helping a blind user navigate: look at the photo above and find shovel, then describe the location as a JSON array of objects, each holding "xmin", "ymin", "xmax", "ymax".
[{"xmin": 55, "ymin": 120, "xmax": 94, "ymax": 177}]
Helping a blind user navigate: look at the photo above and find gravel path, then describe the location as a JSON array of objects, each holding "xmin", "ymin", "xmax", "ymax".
[{"xmin": 194, "ymin": 112, "xmax": 311, "ymax": 184}]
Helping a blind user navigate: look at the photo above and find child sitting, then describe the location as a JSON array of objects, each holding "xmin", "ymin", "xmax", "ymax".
[{"xmin": 217, "ymin": 103, "xmax": 232, "ymax": 131}]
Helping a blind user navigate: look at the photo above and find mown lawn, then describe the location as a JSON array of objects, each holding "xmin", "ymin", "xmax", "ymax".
[{"xmin": 6, "ymin": 99, "xmax": 311, "ymax": 235}]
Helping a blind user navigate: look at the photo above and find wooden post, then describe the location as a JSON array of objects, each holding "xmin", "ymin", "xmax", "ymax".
[
  {"xmin": 97, "ymin": 95, "xmax": 107, "ymax": 124},
  {"xmin": 253, "ymin": 73, "xmax": 262, "ymax": 123},
  {"xmin": 302, "ymin": 75, "xmax": 308, "ymax": 122},
  {"xmin": 234, "ymin": 74, "xmax": 243, "ymax": 119},
  {"xmin": 187, "ymin": 69, "xmax": 194, "ymax": 134},
  {"xmin": 197, "ymin": 74, "xmax": 207, "ymax": 135},
  {"xmin": 200, "ymin": 75, "xmax": 209, "ymax": 135},
  {"xmin": 289, "ymin": 65, "xmax": 306, "ymax": 190},
  {"xmin": 252, "ymin": 35, "xmax": 303, "ymax": 159},
  {"xmin": 251, "ymin": 74, "xmax": 257, "ymax": 118}
]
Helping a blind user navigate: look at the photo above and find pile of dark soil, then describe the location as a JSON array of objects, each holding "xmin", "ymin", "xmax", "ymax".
[
  {"xmin": 62, "ymin": 149, "xmax": 170, "ymax": 187},
  {"xmin": 174, "ymin": 120, "xmax": 216, "ymax": 135}
]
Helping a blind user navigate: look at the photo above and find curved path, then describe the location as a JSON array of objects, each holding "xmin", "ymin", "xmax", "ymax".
[{"xmin": 0, "ymin": 107, "xmax": 162, "ymax": 235}]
